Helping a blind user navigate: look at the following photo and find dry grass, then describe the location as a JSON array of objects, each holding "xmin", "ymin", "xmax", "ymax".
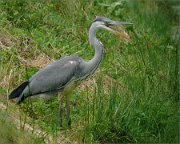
[
  {"xmin": 0, "ymin": 29, "xmax": 17, "ymax": 50},
  {"xmin": 0, "ymin": 71, "xmax": 13, "ymax": 88},
  {"xmin": 18, "ymin": 53, "xmax": 54, "ymax": 69},
  {"xmin": 0, "ymin": 94, "xmax": 76, "ymax": 144}
]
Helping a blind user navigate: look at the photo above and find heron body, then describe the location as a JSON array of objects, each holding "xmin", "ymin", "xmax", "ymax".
[{"xmin": 9, "ymin": 17, "xmax": 131, "ymax": 127}]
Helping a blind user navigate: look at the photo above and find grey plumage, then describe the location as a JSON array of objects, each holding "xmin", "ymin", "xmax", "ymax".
[{"xmin": 15, "ymin": 56, "xmax": 83, "ymax": 104}]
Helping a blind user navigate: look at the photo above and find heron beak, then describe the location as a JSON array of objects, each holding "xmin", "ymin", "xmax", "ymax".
[{"xmin": 107, "ymin": 21, "xmax": 132, "ymax": 42}]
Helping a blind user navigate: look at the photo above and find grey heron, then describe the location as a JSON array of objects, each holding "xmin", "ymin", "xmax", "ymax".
[{"xmin": 8, "ymin": 17, "xmax": 132, "ymax": 127}]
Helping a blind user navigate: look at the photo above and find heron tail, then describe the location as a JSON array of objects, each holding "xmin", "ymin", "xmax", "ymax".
[
  {"xmin": 16, "ymin": 94, "xmax": 26, "ymax": 105},
  {"xmin": 8, "ymin": 81, "xmax": 29, "ymax": 99}
]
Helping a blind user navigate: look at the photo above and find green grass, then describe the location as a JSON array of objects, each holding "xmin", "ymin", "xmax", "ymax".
[
  {"xmin": 0, "ymin": 0, "xmax": 179, "ymax": 143},
  {"xmin": 0, "ymin": 110, "xmax": 44, "ymax": 144}
]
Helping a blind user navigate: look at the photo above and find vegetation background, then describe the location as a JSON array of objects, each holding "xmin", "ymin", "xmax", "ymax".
[{"xmin": 0, "ymin": 0, "xmax": 179, "ymax": 143}]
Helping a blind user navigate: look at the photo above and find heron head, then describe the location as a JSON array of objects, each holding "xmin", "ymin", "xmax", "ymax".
[{"xmin": 93, "ymin": 16, "xmax": 132, "ymax": 42}]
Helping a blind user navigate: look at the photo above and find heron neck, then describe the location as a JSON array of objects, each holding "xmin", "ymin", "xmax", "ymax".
[{"xmin": 83, "ymin": 25, "xmax": 104, "ymax": 75}]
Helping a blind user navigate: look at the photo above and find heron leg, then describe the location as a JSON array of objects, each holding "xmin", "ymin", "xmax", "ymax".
[
  {"xmin": 58, "ymin": 94, "xmax": 63, "ymax": 127},
  {"xmin": 65, "ymin": 94, "xmax": 71, "ymax": 127}
]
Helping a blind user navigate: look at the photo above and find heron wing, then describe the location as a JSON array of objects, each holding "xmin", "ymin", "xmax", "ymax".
[{"xmin": 24, "ymin": 56, "xmax": 81, "ymax": 96}]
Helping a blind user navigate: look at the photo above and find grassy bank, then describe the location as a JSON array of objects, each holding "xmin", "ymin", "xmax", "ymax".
[
  {"xmin": 0, "ymin": 0, "xmax": 179, "ymax": 143},
  {"xmin": 0, "ymin": 108, "xmax": 44, "ymax": 144}
]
